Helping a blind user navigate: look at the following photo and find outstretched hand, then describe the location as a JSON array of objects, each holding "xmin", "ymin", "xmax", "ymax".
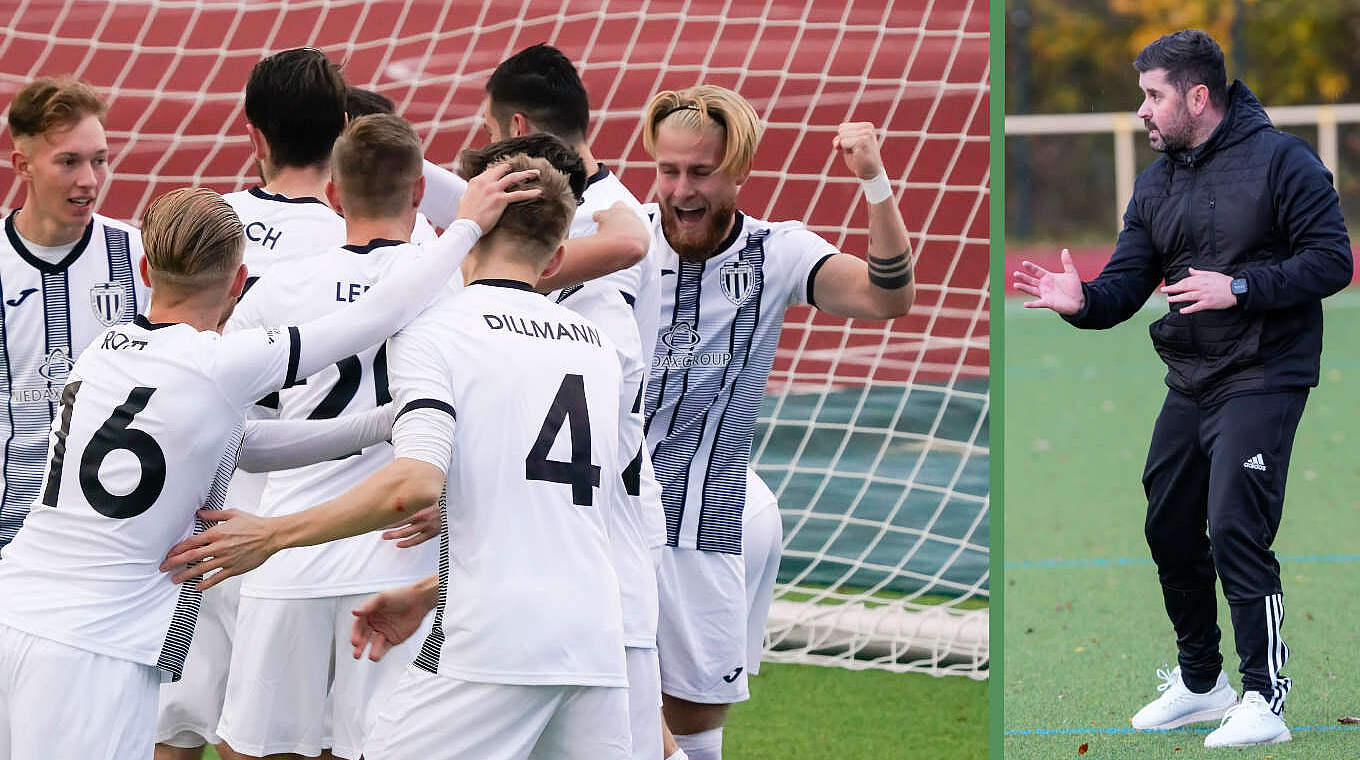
[
  {"xmin": 1012, "ymin": 249, "xmax": 1086, "ymax": 315},
  {"xmin": 351, "ymin": 584, "xmax": 434, "ymax": 661},
  {"xmin": 160, "ymin": 509, "xmax": 279, "ymax": 591},
  {"xmin": 454, "ymin": 162, "xmax": 543, "ymax": 233}
]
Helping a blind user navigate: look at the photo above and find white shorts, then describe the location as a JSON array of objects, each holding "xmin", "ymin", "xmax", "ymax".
[
  {"xmin": 156, "ymin": 572, "xmax": 241, "ymax": 748},
  {"xmin": 217, "ymin": 593, "xmax": 434, "ymax": 759},
  {"xmin": 656, "ymin": 545, "xmax": 748, "ymax": 704},
  {"xmin": 365, "ymin": 667, "xmax": 631, "ymax": 760},
  {"xmin": 0, "ymin": 623, "xmax": 159, "ymax": 758},
  {"xmin": 742, "ymin": 471, "xmax": 783, "ymax": 677},
  {"xmin": 625, "ymin": 646, "xmax": 662, "ymax": 760}
]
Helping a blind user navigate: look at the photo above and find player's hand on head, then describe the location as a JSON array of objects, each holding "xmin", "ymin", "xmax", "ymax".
[
  {"xmin": 454, "ymin": 162, "xmax": 543, "ymax": 234},
  {"xmin": 593, "ymin": 201, "xmax": 649, "ymax": 251},
  {"xmin": 1013, "ymin": 249, "xmax": 1086, "ymax": 315},
  {"xmin": 380, "ymin": 504, "xmax": 440, "ymax": 548},
  {"xmin": 350, "ymin": 586, "xmax": 429, "ymax": 661},
  {"xmin": 1159, "ymin": 268, "xmax": 1237, "ymax": 314},
  {"xmin": 833, "ymin": 121, "xmax": 885, "ymax": 180},
  {"xmin": 160, "ymin": 508, "xmax": 278, "ymax": 591}
]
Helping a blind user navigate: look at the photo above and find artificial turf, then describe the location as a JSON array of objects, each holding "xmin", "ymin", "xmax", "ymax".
[{"xmin": 1004, "ymin": 295, "xmax": 1360, "ymax": 759}]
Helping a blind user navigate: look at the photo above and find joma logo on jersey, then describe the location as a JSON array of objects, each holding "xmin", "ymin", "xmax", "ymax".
[
  {"xmin": 89, "ymin": 282, "xmax": 129, "ymax": 326},
  {"xmin": 719, "ymin": 258, "xmax": 756, "ymax": 305}
]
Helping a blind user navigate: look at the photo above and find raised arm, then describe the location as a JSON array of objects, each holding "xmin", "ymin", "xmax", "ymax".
[{"xmin": 804, "ymin": 122, "xmax": 914, "ymax": 321}]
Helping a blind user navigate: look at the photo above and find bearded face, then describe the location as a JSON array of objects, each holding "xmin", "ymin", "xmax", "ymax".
[{"xmin": 652, "ymin": 122, "xmax": 743, "ymax": 261}]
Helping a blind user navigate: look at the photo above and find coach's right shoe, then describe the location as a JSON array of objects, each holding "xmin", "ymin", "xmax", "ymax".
[
  {"xmin": 1130, "ymin": 666, "xmax": 1237, "ymax": 730},
  {"xmin": 1203, "ymin": 691, "xmax": 1292, "ymax": 748}
]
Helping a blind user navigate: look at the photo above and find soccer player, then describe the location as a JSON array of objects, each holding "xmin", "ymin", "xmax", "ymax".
[
  {"xmin": 639, "ymin": 85, "xmax": 913, "ymax": 760},
  {"xmin": 0, "ymin": 166, "xmax": 536, "ymax": 758},
  {"xmin": 214, "ymin": 113, "xmax": 443, "ymax": 760},
  {"xmin": 158, "ymin": 47, "xmax": 355, "ymax": 760},
  {"xmin": 480, "ymin": 45, "xmax": 668, "ymax": 758},
  {"xmin": 0, "ymin": 76, "xmax": 148, "ymax": 552},
  {"xmin": 165, "ymin": 154, "xmax": 637, "ymax": 760},
  {"xmin": 1012, "ymin": 30, "xmax": 1351, "ymax": 747}
]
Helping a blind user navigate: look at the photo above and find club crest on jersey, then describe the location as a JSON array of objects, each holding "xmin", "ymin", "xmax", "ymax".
[
  {"xmin": 719, "ymin": 258, "xmax": 755, "ymax": 306},
  {"xmin": 90, "ymin": 282, "xmax": 129, "ymax": 326}
]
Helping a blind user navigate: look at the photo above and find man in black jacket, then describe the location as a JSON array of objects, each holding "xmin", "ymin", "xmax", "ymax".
[{"xmin": 1013, "ymin": 29, "xmax": 1351, "ymax": 748}]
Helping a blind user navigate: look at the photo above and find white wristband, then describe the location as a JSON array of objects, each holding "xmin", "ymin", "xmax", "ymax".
[{"xmin": 860, "ymin": 172, "xmax": 893, "ymax": 205}]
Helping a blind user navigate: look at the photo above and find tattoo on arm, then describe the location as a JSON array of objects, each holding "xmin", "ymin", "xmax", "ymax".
[{"xmin": 868, "ymin": 251, "xmax": 912, "ymax": 289}]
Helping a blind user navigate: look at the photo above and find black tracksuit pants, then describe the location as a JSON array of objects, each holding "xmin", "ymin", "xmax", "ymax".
[{"xmin": 1142, "ymin": 388, "xmax": 1308, "ymax": 715}]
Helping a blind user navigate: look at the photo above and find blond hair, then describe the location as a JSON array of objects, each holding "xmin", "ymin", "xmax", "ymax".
[
  {"xmin": 642, "ymin": 85, "xmax": 762, "ymax": 177},
  {"xmin": 141, "ymin": 188, "xmax": 244, "ymax": 289},
  {"xmin": 331, "ymin": 113, "xmax": 424, "ymax": 219},
  {"xmin": 480, "ymin": 153, "xmax": 575, "ymax": 265},
  {"xmin": 7, "ymin": 76, "xmax": 107, "ymax": 140}
]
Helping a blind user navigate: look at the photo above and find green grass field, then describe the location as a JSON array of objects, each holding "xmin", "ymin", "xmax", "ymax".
[
  {"xmin": 1004, "ymin": 295, "xmax": 1360, "ymax": 759},
  {"xmin": 199, "ymin": 662, "xmax": 986, "ymax": 759}
]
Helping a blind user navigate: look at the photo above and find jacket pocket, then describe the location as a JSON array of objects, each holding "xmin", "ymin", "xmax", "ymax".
[{"xmin": 1150, "ymin": 308, "xmax": 1264, "ymax": 387}]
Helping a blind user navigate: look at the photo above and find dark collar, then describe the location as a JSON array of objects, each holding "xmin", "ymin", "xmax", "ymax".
[
  {"xmin": 5, "ymin": 210, "xmax": 93, "ymax": 274},
  {"xmin": 585, "ymin": 164, "xmax": 611, "ymax": 189},
  {"xmin": 133, "ymin": 314, "xmax": 176, "ymax": 330},
  {"xmin": 248, "ymin": 186, "xmax": 327, "ymax": 206},
  {"xmin": 341, "ymin": 238, "xmax": 406, "ymax": 255},
  {"xmin": 469, "ymin": 278, "xmax": 537, "ymax": 293}
]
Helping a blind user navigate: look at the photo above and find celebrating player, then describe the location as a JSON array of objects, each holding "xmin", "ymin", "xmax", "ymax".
[
  {"xmin": 214, "ymin": 113, "xmax": 443, "ymax": 760},
  {"xmin": 0, "ymin": 76, "xmax": 148, "ymax": 553},
  {"xmin": 165, "ymin": 154, "xmax": 638, "ymax": 760},
  {"xmin": 1012, "ymin": 30, "xmax": 1351, "ymax": 748},
  {"xmin": 639, "ymin": 85, "xmax": 914, "ymax": 760},
  {"xmin": 0, "ymin": 164, "xmax": 537, "ymax": 757}
]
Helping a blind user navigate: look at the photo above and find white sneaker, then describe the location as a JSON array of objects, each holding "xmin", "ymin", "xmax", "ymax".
[
  {"xmin": 1203, "ymin": 691, "xmax": 1292, "ymax": 748},
  {"xmin": 1130, "ymin": 666, "xmax": 1238, "ymax": 730}
]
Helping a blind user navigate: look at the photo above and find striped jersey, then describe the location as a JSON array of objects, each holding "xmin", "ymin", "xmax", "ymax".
[
  {"xmin": 0, "ymin": 212, "xmax": 147, "ymax": 550},
  {"xmin": 554, "ymin": 165, "xmax": 666, "ymax": 646},
  {"xmin": 225, "ymin": 239, "xmax": 437, "ymax": 598},
  {"xmin": 388, "ymin": 281, "xmax": 629, "ymax": 686},
  {"xmin": 0, "ymin": 315, "xmax": 300, "ymax": 680},
  {"xmin": 643, "ymin": 208, "xmax": 837, "ymax": 553}
]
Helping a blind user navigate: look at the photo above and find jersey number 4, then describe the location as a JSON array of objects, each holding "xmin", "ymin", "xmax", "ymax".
[
  {"xmin": 526, "ymin": 374, "xmax": 600, "ymax": 506},
  {"xmin": 42, "ymin": 381, "xmax": 167, "ymax": 519}
]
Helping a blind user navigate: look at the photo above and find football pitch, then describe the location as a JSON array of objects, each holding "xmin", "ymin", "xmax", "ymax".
[{"xmin": 1004, "ymin": 294, "xmax": 1360, "ymax": 758}]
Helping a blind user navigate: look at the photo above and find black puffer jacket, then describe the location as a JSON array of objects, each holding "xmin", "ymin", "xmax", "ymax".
[{"xmin": 1065, "ymin": 81, "xmax": 1352, "ymax": 405}]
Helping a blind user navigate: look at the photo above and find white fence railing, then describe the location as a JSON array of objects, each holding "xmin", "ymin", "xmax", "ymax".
[{"xmin": 1006, "ymin": 104, "xmax": 1360, "ymax": 234}]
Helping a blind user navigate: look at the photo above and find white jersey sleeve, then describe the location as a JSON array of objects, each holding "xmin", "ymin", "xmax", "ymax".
[
  {"xmin": 387, "ymin": 297, "xmax": 459, "ymax": 471},
  {"xmin": 236, "ymin": 405, "xmax": 395, "ymax": 473},
  {"xmin": 766, "ymin": 222, "xmax": 841, "ymax": 308},
  {"xmin": 419, "ymin": 160, "xmax": 468, "ymax": 230}
]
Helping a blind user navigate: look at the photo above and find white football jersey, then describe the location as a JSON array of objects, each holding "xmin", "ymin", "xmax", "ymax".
[
  {"xmin": 388, "ymin": 281, "xmax": 629, "ymax": 687},
  {"xmin": 226, "ymin": 239, "xmax": 436, "ymax": 598},
  {"xmin": 553, "ymin": 167, "xmax": 666, "ymax": 646},
  {"xmin": 223, "ymin": 188, "xmax": 345, "ymax": 281},
  {"xmin": 0, "ymin": 316, "xmax": 300, "ymax": 680},
  {"xmin": 643, "ymin": 208, "xmax": 837, "ymax": 553},
  {"xmin": 0, "ymin": 212, "xmax": 148, "ymax": 550}
]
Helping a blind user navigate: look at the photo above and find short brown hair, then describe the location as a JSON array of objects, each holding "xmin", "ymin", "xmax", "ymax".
[
  {"xmin": 141, "ymin": 188, "xmax": 244, "ymax": 289},
  {"xmin": 642, "ymin": 85, "xmax": 762, "ymax": 177},
  {"xmin": 7, "ymin": 76, "xmax": 107, "ymax": 140},
  {"xmin": 467, "ymin": 153, "xmax": 574, "ymax": 265},
  {"xmin": 331, "ymin": 113, "xmax": 424, "ymax": 219}
]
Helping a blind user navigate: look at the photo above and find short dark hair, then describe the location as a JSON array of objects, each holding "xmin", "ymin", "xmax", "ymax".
[
  {"xmin": 456, "ymin": 133, "xmax": 587, "ymax": 203},
  {"xmin": 244, "ymin": 48, "xmax": 347, "ymax": 168},
  {"xmin": 345, "ymin": 87, "xmax": 395, "ymax": 119},
  {"xmin": 1133, "ymin": 29, "xmax": 1228, "ymax": 108},
  {"xmin": 485, "ymin": 43, "xmax": 590, "ymax": 143}
]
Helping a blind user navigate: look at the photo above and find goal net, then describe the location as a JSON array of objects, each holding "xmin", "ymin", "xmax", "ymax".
[{"xmin": 0, "ymin": 0, "xmax": 990, "ymax": 678}]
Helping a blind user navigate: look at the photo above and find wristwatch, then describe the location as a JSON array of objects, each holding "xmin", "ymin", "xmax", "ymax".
[{"xmin": 1230, "ymin": 277, "xmax": 1248, "ymax": 303}]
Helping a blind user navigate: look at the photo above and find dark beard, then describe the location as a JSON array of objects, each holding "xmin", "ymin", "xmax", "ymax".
[{"xmin": 662, "ymin": 203, "xmax": 736, "ymax": 262}]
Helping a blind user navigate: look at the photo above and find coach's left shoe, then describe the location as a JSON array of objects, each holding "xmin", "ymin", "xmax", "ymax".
[{"xmin": 1203, "ymin": 691, "xmax": 1292, "ymax": 748}]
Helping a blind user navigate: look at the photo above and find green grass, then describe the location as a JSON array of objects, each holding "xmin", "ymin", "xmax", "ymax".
[
  {"xmin": 201, "ymin": 663, "xmax": 986, "ymax": 760},
  {"xmin": 729, "ymin": 662, "xmax": 988, "ymax": 759},
  {"xmin": 1004, "ymin": 296, "xmax": 1360, "ymax": 759}
]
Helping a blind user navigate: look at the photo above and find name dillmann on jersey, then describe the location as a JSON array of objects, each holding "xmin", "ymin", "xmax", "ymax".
[{"xmin": 482, "ymin": 313, "xmax": 603, "ymax": 347}]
